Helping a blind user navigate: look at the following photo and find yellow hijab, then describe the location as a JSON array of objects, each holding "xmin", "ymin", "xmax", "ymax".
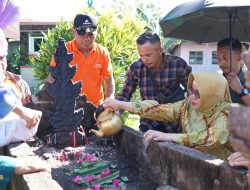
[{"xmin": 187, "ymin": 72, "xmax": 231, "ymax": 114}]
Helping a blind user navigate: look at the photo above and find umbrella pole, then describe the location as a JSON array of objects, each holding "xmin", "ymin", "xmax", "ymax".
[{"xmin": 229, "ymin": 14, "xmax": 232, "ymax": 72}]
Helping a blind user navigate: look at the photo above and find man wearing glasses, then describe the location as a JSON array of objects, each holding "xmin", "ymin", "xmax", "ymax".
[
  {"xmin": 48, "ymin": 14, "xmax": 115, "ymax": 106},
  {"xmin": 115, "ymin": 31, "xmax": 192, "ymax": 133}
]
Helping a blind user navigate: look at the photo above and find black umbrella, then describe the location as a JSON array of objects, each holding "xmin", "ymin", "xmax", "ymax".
[
  {"xmin": 160, "ymin": 0, "xmax": 250, "ymax": 43},
  {"xmin": 160, "ymin": 0, "xmax": 250, "ymax": 70}
]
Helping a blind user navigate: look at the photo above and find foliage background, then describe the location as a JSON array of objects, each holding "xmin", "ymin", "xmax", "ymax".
[{"xmin": 7, "ymin": 46, "xmax": 20, "ymax": 74}]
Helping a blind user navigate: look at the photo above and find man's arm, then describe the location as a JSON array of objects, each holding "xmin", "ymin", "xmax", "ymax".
[
  {"xmin": 103, "ymin": 75, "xmax": 115, "ymax": 99},
  {"xmin": 227, "ymin": 72, "xmax": 250, "ymax": 106},
  {"xmin": 115, "ymin": 65, "xmax": 138, "ymax": 102}
]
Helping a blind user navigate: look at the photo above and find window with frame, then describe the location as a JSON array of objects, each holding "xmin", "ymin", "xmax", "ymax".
[
  {"xmin": 189, "ymin": 51, "xmax": 203, "ymax": 64},
  {"xmin": 212, "ymin": 51, "xmax": 217, "ymax": 64},
  {"xmin": 28, "ymin": 35, "xmax": 44, "ymax": 54}
]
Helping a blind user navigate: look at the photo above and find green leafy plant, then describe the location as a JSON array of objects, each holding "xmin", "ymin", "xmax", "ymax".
[
  {"xmin": 30, "ymin": 19, "xmax": 73, "ymax": 81},
  {"xmin": 95, "ymin": 11, "xmax": 145, "ymax": 93},
  {"xmin": 7, "ymin": 46, "xmax": 20, "ymax": 74},
  {"xmin": 136, "ymin": 5, "xmax": 182, "ymax": 53}
]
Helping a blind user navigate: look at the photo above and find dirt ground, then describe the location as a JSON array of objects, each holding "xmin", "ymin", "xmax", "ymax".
[{"xmin": 30, "ymin": 137, "xmax": 157, "ymax": 190}]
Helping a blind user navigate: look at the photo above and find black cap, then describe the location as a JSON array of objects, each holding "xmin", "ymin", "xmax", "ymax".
[{"xmin": 73, "ymin": 14, "xmax": 97, "ymax": 28}]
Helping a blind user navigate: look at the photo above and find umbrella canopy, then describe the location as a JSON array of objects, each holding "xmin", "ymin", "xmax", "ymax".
[{"xmin": 160, "ymin": 0, "xmax": 250, "ymax": 43}]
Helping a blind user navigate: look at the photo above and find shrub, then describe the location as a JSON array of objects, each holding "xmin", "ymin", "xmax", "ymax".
[
  {"xmin": 96, "ymin": 11, "xmax": 145, "ymax": 92},
  {"xmin": 30, "ymin": 20, "xmax": 73, "ymax": 81},
  {"xmin": 7, "ymin": 46, "xmax": 20, "ymax": 74}
]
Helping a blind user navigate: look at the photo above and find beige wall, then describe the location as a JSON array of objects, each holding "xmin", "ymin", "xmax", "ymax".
[{"xmin": 178, "ymin": 42, "xmax": 220, "ymax": 72}]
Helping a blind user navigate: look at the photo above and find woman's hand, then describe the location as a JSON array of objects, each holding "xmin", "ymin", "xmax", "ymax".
[
  {"xmin": 102, "ymin": 98, "xmax": 121, "ymax": 111},
  {"xmin": 228, "ymin": 152, "xmax": 250, "ymax": 168},
  {"xmin": 144, "ymin": 130, "xmax": 178, "ymax": 142},
  {"xmin": 103, "ymin": 98, "xmax": 134, "ymax": 113}
]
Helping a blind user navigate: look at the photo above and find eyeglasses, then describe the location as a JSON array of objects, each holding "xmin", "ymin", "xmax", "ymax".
[
  {"xmin": 188, "ymin": 87, "xmax": 200, "ymax": 99},
  {"xmin": 75, "ymin": 26, "xmax": 97, "ymax": 36}
]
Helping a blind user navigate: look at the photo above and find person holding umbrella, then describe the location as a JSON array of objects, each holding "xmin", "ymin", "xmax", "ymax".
[
  {"xmin": 217, "ymin": 38, "xmax": 250, "ymax": 168},
  {"xmin": 217, "ymin": 38, "xmax": 250, "ymax": 106},
  {"xmin": 227, "ymin": 48, "xmax": 250, "ymax": 169}
]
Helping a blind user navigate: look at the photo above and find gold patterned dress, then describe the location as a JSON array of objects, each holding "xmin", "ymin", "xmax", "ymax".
[{"xmin": 132, "ymin": 72, "xmax": 233, "ymax": 160}]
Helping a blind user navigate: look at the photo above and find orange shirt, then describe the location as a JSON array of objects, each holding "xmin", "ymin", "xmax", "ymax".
[{"xmin": 50, "ymin": 39, "xmax": 113, "ymax": 106}]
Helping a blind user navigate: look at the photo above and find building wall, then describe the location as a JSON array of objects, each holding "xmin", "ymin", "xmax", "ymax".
[
  {"xmin": 178, "ymin": 42, "xmax": 220, "ymax": 73},
  {"xmin": 20, "ymin": 24, "xmax": 55, "ymax": 66}
]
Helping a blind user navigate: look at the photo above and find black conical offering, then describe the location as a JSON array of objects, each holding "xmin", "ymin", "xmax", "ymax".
[{"xmin": 45, "ymin": 38, "xmax": 84, "ymax": 146}]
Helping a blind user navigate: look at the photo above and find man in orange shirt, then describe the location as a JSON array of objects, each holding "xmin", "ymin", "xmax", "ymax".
[{"xmin": 47, "ymin": 14, "xmax": 115, "ymax": 106}]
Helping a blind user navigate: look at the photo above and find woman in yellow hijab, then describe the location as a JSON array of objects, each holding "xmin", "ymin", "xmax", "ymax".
[{"xmin": 103, "ymin": 72, "xmax": 233, "ymax": 160}]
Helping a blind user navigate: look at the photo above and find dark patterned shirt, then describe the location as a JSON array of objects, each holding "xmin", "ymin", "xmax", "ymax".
[{"xmin": 116, "ymin": 53, "xmax": 192, "ymax": 132}]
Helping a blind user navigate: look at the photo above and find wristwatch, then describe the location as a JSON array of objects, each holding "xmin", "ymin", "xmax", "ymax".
[{"xmin": 239, "ymin": 88, "xmax": 250, "ymax": 97}]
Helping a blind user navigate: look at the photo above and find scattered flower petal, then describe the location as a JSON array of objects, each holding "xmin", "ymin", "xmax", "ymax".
[
  {"xmin": 85, "ymin": 175, "xmax": 94, "ymax": 182},
  {"xmin": 101, "ymin": 170, "xmax": 110, "ymax": 177},
  {"xmin": 113, "ymin": 178, "xmax": 120, "ymax": 187},
  {"xmin": 86, "ymin": 153, "xmax": 94, "ymax": 161},
  {"xmin": 72, "ymin": 175, "xmax": 82, "ymax": 183},
  {"xmin": 93, "ymin": 184, "xmax": 101, "ymax": 190},
  {"xmin": 94, "ymin": 175, "xmax": 101, "ymax": 180}
]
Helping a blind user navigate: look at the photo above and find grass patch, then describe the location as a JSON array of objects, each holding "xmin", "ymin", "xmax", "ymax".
[{"xmin": 123, "ymin": 114, "xmax": 140, "ymax": 131}]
